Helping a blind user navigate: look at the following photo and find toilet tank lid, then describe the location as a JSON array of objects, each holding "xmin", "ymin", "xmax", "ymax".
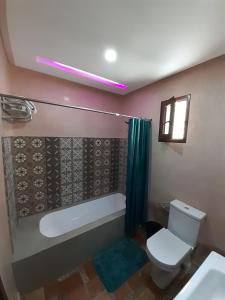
[{"xmin": 170, "ymin": 199, "xmax": 206, "ymax": 221}]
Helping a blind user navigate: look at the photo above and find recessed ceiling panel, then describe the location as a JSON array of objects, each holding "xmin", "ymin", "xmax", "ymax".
[{"xmin": 5, "ymin": 0, "xmax": 225, "ymax": 94}]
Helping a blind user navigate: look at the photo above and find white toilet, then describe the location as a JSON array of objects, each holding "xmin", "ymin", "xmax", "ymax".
[{"xmin": 146, "ymin": 199, "xmax": 206, "ymax": 289}]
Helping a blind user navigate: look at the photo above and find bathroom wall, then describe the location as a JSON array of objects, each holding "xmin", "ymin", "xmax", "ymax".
[
  {"xmin": 0, "ymin": 28, "xmax": 127, "ymax": 298},
  {"xmin": 0, "ymin": 35, "xmax": 17, "ymax": 300},
  {"xmin": 2, "ymin": 66, "xmax": 128, "ymax": 138},
  {"xmin": 2, "ymin": 136, "xmax": 127, "ymax": 218},
  {"xmin": 122, "ymin": 55, "xmax": 225, "ymax": 251}
]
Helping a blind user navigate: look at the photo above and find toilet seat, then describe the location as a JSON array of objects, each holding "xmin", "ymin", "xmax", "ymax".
[{"xmin": 146, "ymin": 228, "xmax": 192, "ymax": 271}]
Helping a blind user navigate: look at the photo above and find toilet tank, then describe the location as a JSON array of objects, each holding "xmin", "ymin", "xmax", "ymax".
[{"xmin": 168, "ymin": 199, "xmax": 206, "ymax": 248}]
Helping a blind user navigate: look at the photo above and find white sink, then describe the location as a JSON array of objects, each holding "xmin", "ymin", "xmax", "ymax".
[{"xmin": 174, "ymin": 251, "xmax": 225, "ymax": 300}]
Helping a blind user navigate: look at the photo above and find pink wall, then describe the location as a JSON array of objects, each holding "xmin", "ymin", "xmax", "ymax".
[
  {"xmin": 121, "ymin": 56, "xmax": 225, "ymax": 252},
  {"xmin": 2, "ymin": 49, "xmax": 127, "ymax": 138},
  {"xmin": 0, "ymin": 34, "xmax": 127, "ymax": 299},
  {"xmin": 3, "ymin": 65, "xmax": 128, "ymax": 137},
  {"xmin": 0, "ymin": 36, "xmax": 17, "ymax": 300},
  {"xmin": 0, "ymin": 34, "xmax": 10, "ymax": 93}
]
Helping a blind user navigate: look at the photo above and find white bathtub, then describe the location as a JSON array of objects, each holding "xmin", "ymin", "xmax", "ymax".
[{"xmin": 40, "ymin": 193, "xmax": 126, "ymax": 238}]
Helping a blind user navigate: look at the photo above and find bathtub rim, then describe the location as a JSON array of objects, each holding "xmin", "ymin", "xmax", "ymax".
[
  {"xmin": 39, "ymin": 192, "xmax": 126, "ymax": 238},
  {"xmin": 12, "ymin": 192, "xmax": 126, "ymax": 262}
]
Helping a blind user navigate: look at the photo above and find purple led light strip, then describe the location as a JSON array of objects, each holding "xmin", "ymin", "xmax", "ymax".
[{"xmin": 36, "ymin": 56, "xmax": 127, "ymax": 89}]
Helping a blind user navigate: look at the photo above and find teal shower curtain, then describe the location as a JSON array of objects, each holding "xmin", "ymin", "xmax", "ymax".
[{"xmin": 125, "ymin": 118, "xmax": 151, "ymax": 236}]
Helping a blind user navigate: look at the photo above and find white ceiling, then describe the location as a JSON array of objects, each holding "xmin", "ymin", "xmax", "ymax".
[{"xmin": 5, "ymin": 0, "xmax": 225, "ymax": 95}]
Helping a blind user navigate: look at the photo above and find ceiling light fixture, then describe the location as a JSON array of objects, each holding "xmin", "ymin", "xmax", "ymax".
[
  {"xmin": 36, "ymin": 56, "xmax": 127, "ymax": 89},
  {"xmin": 104, "ymin": 49, "xmax": 117, "ymax": 63}
]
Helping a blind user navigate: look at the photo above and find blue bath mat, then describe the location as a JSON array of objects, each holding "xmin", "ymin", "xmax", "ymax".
[{"xmin": 92, "ymin": 238, "xmax": 148, "ymax": 292}]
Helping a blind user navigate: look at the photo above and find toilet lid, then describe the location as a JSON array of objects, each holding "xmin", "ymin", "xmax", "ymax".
[{"xmin": 146, "ymin": 228, "xmax": 192, "ymax": 269}]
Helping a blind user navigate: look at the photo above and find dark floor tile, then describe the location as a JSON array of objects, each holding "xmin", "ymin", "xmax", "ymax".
[
  {"xmin": 86, "ymin": 276, "xmax": 105, "ymax": 298},
  {"xmin": 140, "ymin": 264, "xmax": 164, "ymax": 300},
  {"xmin": 63, "ymin": 285, "xmax": 90, "ymax": 300},
  {"xmin": 79, "ymin": 266, "xmax": 91, "ymax": 284},
  {"xmin": 46, "ymin": 297, "xmax": 60, "ymax": 300},
  {"xmin": 112, "ymin": 282, "xmax": 135, "ymax": 300},
  {"xmin": 135, "ymin": 288, "xmax": 155, "ymax": 300},
  {"xmin": 132, "ymin": 234, "xmax": 146, "ymax": 247},
  {"xmin": 83, "ymin": 260, "xmax": 98, "ymax": 281},
  {"xmin": 44, "ymin": 272, "xmax": 83, "ymax": 299},
  {"xmin": 163, "ymin": 273, "xmax": 191, "ymax": 300},
  {"xmin": 22, "ymin": 288, "xmax": 45, "ymax": 300},
  {"xmin": 135, "ymin": 227, "xmax": 146, "ymax": 240},
  {"xmin": 192, "ymin": 244, "xmax": 211, "ymax": 266},
  {"xmin": 127, "ymin": 271, "xmax": 147, "ymax": 298},
  {"xmin": 92, "ymin": 290, "xmax": 112, "ymax": 300},
  {"xmin": 25, "ymin": 231, "xmax": 193, "ymax": 300}
]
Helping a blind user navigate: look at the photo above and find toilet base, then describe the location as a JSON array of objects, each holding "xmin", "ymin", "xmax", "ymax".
[{"xmin": 150, "ymin": 264, "xmax": 181, "ymax": 289}]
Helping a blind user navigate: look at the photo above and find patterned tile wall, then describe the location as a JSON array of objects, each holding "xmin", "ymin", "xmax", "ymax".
[
  {"xmin": 12, "ymin": 137, "xmax": 47, "ymax": 217},
  {"xmin": 2, "ymin": 137, "xmax": 127, "ymax": 218},
  {"xmin": 46, "ymin": 138, "xmax": 61, "ymax": 210}
]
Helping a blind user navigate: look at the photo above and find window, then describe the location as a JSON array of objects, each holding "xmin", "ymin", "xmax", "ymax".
[{"xmin": 158, "ymin": 94, "xmax": 190, "ymax": 143}]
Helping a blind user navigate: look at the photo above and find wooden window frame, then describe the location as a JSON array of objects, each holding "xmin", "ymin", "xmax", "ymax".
[{"xmin": 158, "ymin": 94, "xmax": 190, "ymax": 143}]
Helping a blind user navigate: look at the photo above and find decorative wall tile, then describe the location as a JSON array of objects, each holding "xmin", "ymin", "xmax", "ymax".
[
  {"xmin": 73, "ymin": 137, "xmax": 83, "ymax": 149},
  {"xmin": 11, "ymin": 137, "xmax": 47, "ymax": 217},
  {"xmin": 72, "ymin": 138, "xmax": 84, "ymax": 203},
  {"xmin": 60, "ymin": 138, "xmax": 73, "ymax": 206},
  {"xmin": 46, "ymin": 138, "xmax": 61, "ymax": 209},
  {"xmin": 118, "ymin": 139, "xmax": 128, "ymax": 193},
  {"xmin": 2, "ymin": 136, "xmax": 127, "ymax": 219},
  {"xmin": 92, "ymin": 138, "xmax": 112, "ymax": 197},
  {"xmin": 110, "ymin": 139, "xmax": 120, "ymax": 192},
  {"xmin": 83, "ymin": 138, "xmax": 94, "ymax": 200},
  {"xmin": 61, "ymin": 195, "xmax": 73, "ymax": 206}
]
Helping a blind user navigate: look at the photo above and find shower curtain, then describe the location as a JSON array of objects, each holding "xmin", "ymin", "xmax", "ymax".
[{"xmin": 125, "ymin": 118, "xmax": 151, "ymax": 236}]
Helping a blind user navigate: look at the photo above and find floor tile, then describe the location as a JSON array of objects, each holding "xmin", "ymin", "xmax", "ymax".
[
  {"xmin": 23, "ymin": 232, "xmax": 192, "ymax": 300},
  {"xmin": 63, "ymin": 285, "xmax": 90, "ymax": 300},
  {"xmin": 22, "ymin": 288, "xmax": 45, "ymax": 300},
  {"xmin": 79, "ymin": 265, "xmax": 90, "ymax": 284},
  {"xmin": 135, "ymin": 288, "xmax": 155, "ymax": 300},
  {"xmin": 163, "ymin": 275, "xmax": 190, "ymax": 300},
  {"xmin": 140, "ymin": 264, "xmax": 164, "ymax": 299},
  {"xmin": 92, "ymin": 290, "xmax": 112, "ymax": 300},
  {"xmin": 127, "ymin": 271, "xmax": 146, "ymax": 298},
  {"xmin": 86, "ymin": 275, "xmax": 105, "ymax": 298},
  {"xmin": 45, "ymin": 297, "xmax": 59, "ymax": 300},
  {"xmin": 83, "ymin": 260, "xmax": 98, "ymax": 281},
  {"xmin": 112, "ymin": 282, "xmax": 135, "ymax": 300},
  {"xmin": 44, "ymin": 272, "xmax": 83, "ymax": 299}
]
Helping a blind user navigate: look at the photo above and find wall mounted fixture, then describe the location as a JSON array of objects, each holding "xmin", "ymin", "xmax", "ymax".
[
  {"xmin": 1, "ymin": 96, "xmax": 36, "ymax": 122},
  {"xmin": 36, "ymin": 56, "xmax": 127, "ymax": 89},
  {"xmin": 0, "ymin": 93, "xmax": 151, "ymax": 123}
]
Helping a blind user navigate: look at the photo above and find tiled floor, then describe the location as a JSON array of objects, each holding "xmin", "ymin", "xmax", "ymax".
[
  {"xmin": 23, "ymin": 234, "xmax": 193, "ymax": 300},
  {"xmin": 24, "ymin": 260, "xmax": 191, "ymax": 300}
]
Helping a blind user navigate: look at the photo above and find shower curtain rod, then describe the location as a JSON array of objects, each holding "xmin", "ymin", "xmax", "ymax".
[{"xmin": 0, "ymin": 92, "xmax": 151, "ymax": 121}]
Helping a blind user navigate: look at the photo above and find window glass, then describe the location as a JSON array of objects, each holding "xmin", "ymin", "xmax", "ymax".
[{"xmin": 172, "ymin": 100, "xmax": 187, "ymax": 140}]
